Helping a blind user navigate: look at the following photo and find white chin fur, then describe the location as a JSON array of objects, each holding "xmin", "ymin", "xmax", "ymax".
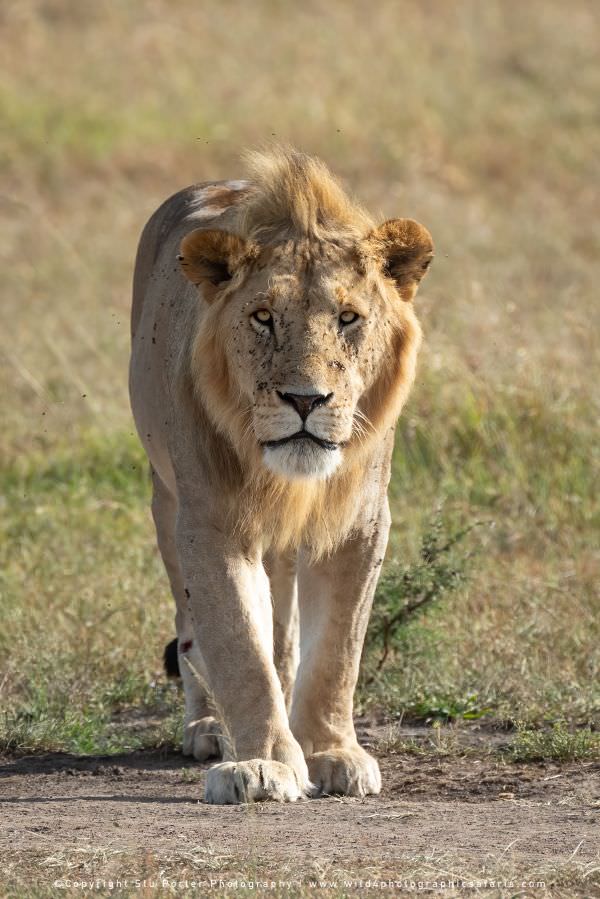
[{"xmin": 263, "ymin": 442, "xmax": 342, "ymax": 480}]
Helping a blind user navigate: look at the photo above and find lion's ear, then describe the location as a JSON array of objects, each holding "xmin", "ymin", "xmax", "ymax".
[
  {"xmin": 178, "ymin": 229, "xmax": 256, "ymax": 300},
  {"xmin": 367, "ymin": 219, "xmax": 434, "ymax": 301}
]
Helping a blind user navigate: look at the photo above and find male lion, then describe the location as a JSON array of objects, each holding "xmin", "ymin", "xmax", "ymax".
[{"xmin": 129, "ymin": 148, "xmax": 433, "ymax": 804}]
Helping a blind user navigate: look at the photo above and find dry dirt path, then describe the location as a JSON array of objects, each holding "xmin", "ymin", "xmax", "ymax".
[{"xmin": 1, "ymin": 725, "xmax": 599, "ymax": 893}]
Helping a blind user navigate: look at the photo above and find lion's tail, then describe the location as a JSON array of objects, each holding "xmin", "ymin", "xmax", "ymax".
[{"xmin": 163, "ymin": 637, "xmax": 180, "ymax": 678}]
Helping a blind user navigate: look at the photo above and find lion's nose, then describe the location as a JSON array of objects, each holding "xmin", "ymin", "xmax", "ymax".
[{"xmin": 277, "ymin": 391, "xmax": 332, "ymax": 422}]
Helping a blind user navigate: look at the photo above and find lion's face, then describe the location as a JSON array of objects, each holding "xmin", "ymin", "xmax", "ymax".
[
  {"xmin": 222, "ymin": 246, "xmax": 399, "ymax": 479},
  {"xmin": 180, "ymin": 220, "xmax": 433, "ymax": 482}
]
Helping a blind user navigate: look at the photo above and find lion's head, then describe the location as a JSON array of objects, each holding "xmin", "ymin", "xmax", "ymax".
[{"xmin": 179, "ymin": 149, "xmax": 433, "ymax": 485}]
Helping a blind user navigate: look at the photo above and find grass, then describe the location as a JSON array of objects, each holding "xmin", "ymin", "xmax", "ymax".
[
  {"xmin": 509, "ymin": 722, "xmax": 600, "ymax": 763},
  {"xmin": 0, "ymin": 432, "xmax": 181, "ymax": 754},
  {"xmin": 362, "ymin": 509, "xmax": 478, "ymax": 682},
  {"xmin": 0, "ymin": 0, "xmax": 598, "ymax": 768},
  {"xmin": 374, "ymin": 719, "xmax": 600, "ymax": 763},
  {"xmin": 3, "ymin": 850, "xmax": 600, "ymax": 899},
  {"xmin": 374, "ymin": 722, "xmax": 472, "ymax": 758}
]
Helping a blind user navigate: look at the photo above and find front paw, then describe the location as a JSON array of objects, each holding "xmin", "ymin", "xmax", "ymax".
[
  {"xmin": 307, "ymin": 746, "xmax": 381, "ymax": 797},
  {"xmin": 204, "ymin": 759, "xmax": 303, "ymax": 804},
  {"xmin": 182, "ymin": 716, "xmax": 222, "ymax": 761}
]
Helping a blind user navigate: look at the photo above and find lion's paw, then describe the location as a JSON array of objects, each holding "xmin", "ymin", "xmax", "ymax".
[
  {"xmin": 182, "ymin": 716, "xmax": 222, "ymax": 762},
  {"xmin": 307, "ymin": 746, "xmax": 381, "ymax": 797},
  {"xmin": 204, "ymin": 759, "xmax": 303, "ymax": 804}
]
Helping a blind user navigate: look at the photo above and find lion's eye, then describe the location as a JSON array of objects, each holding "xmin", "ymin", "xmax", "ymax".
[
  {"xmin": 252, "ymin": 309, "xmax": 273, "ymax": 326},
  {"xmin": 339, "ymin": 310, "xmax": 359, "ymax": 326}
]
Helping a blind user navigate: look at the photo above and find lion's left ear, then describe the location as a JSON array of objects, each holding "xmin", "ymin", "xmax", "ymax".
[{"xmin": 366, "ymin": 219, "xmax": 434, "ymax": 301}]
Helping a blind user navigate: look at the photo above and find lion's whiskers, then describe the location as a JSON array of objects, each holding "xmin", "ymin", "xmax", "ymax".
[
  {"xmin": 350, "ymin": 408, "xmax": 375, "ymax": 446},
  {"xmin": 239, "ymin": 406, "xmax": 257, "ymax": 443},
  {"xmin": 353, "ymin": 407, "xmax": 375, "ymax": 435}
]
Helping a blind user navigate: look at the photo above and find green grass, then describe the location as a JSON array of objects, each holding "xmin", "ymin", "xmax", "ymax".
[
  {"xmin": 509, "ymin": 722, "xmax": 600, "ymax": 763},
  {"xmin": 360, "ymin": 365, "xmax": 599, "ymax": 726},
  {"xmin": 0, "ymin": 432, "xmax": 182, "ymax": 754}
]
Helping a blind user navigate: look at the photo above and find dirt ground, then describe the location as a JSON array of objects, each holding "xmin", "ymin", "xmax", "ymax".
[{"xmin": 1, "ymin": 723, "xmax": 599, "ymax": 894}]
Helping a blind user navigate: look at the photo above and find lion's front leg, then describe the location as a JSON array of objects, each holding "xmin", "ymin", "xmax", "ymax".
[
  {"xmin": 290, "ymin": 501, "xmax": 391, "ymax": 798},
  {"xmin": 176, "ymin": 512, "xmax": 308, "ymax": 805}
]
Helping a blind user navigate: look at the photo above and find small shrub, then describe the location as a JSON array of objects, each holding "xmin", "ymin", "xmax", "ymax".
[
  {"xmin": 509, "ymin": 722, "xmax": 600, "ymax": 762},
  {"xmin": 406, "ymin": 692, "xmax": 493, "ymax": 723},
  {"xmin": 363, "ymin": 509, "xmax": 480, "ymax": 681}
]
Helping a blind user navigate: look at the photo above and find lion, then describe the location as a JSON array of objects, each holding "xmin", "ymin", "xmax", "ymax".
[{"xmin": 129, "ymin": 147, "xmax": 433, "ymax": 804}]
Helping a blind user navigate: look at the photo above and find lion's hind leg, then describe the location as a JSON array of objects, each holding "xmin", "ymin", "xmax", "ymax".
[
  {"xmin": 264, "ymin": 548, "xmax": 299, "ymax": 711},
  {"xmin": 152, "ymin": 471, "xmax": 223, "ymax": 762}
]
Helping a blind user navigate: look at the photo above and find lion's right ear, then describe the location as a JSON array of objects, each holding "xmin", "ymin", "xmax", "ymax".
[{"xmin": 178, "ymin": 229, "xmax": 256, "ymax": 300}]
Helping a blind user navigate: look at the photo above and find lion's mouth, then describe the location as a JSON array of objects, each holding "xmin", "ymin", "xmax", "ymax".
[{"xmin": 261, "ymin": 431, "xmax": 339, "ymax": 451}]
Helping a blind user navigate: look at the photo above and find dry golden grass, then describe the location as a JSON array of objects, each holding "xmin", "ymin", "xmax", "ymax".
[
  {"xmin": 4, "ymin": 845, "xmax": 600, "ymax": 899},
  {"xmin": 0, "ymin": 0, "xmax": 598, "ymax": 754}
]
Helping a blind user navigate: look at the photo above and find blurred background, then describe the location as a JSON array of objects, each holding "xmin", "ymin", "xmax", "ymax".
[{"xmin": 1, "ymin": 0, "xmax": 598, "ymax": 751}]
